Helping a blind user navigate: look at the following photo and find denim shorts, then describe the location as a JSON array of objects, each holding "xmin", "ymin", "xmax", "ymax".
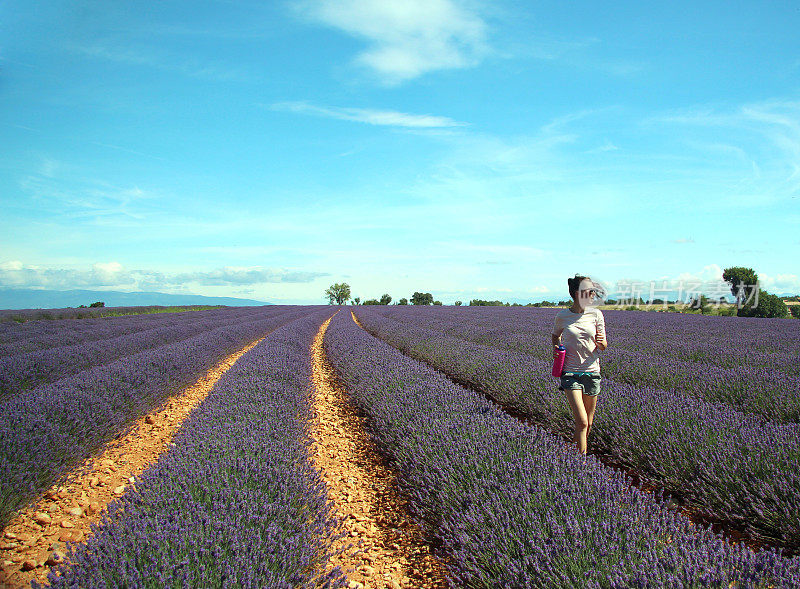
[{"xmin": 559, "ymin": 371, "xmax": 602, "ymax": 397}]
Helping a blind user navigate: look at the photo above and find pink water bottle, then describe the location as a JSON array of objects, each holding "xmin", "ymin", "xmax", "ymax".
[{"xmin": 552, "ymin": 345, "xmax": 566, "ymax": 377}]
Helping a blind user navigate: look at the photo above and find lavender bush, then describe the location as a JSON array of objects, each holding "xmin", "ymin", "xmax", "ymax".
[
  {"xmin": 0, "ymin": 307, "xmax": 285, "ymax": 399},
  {"xmin": 40, "ymin": 310, "xmax": 346, "ymax": 588},
  {"xmin": 0, "ymin": 304, "xmax": 223, "ymax": 324},
  {"xmin": 0, "ymin": 307, "xmax": 289, "ymax": 397},
  {"xmin": 0, "ymin": 307, "xmax": 322, "ymax": 528},
  {"xmin": 0, "ymin": 306, "xmax": 265, "ymax": 357},
  {"xmin": 323, "ymin": 311, "xmax": 800, "ymax": 588},
  {"xmin": 367, "ymin": 306, "xmax": 800, "ymax": 422},
  {"xmin": 353, "ymin": 308, "xmax": 800, "ymax": 547}
]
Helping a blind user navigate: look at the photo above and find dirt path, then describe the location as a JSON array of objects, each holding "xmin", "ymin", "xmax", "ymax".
[
  {"xmin": 0, "ymin": 336, "xmax": 265, "ymax": 589},
  {"xmin": 309, "ymin": 315, "xmax": 449, "ymax": 589}
]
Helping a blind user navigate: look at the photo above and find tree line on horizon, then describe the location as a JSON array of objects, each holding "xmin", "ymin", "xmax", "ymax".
[{"xmin": 325, "ymin": 266, "xmax": 799, "ymax": 319}]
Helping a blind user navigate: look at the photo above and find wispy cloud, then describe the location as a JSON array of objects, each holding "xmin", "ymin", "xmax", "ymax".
[
  {"xmin": 18, "ymin": 163, "xmax": 156, "ymax": 221},
  {"xmin": 269, "ymin": 101, "xmax": 467, "ymax": 128},
  {"xmin": 70, "ymin": 43, "xmax": 257, "ymax": 83},
  {"xmin": 645, "ymin": 99, "xmax": 800, "ymax": 207},
  {"xmin": 293, "ymin": 0, "xmax": 490, "ymax": 84}
]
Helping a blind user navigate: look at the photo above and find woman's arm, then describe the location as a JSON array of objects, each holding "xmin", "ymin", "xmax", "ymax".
[
  {"xmin": 552, "ymin": 317, "xmax": 563, "ymax": 356},
  {"xmin": 595, "ymin": 312, "xmax": 607, "ymax": 351}
]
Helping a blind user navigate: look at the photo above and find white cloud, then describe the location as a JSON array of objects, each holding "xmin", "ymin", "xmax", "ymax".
[
  {"xmin": 0, "ymin": 261, "xmax": 24, "ymax": 271},
  {"xmin": 295, "ymin": 0, "xmax": 490, "ymax": 83},
  {"xmin": 269, "ymin": 101, "xmax": 466, "ymax": 128},
  {"xmin": 675, "ymin": 263, "xmax": 726, "ymax": 283},
  {"xmin": 0, "ymin": 262, "xmax": 327, "ymax": 290},
  {"xmin": 759, "ymin": 272, "xmax": 800, "ymax": 295}
]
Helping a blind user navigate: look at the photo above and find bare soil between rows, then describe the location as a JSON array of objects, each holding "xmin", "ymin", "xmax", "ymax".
[
  {"xmin": 0, "ymin": 336, "xmax": 265, "ymax": 589},
  {"xmin": 309, "ymin": 314, "xmax": 449, "ymax": 589}
]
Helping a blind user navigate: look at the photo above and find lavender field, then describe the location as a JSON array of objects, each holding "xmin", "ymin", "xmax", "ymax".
[{"xmin": 1, "ymin": 305, "xmax": 799, "ymax": 588}]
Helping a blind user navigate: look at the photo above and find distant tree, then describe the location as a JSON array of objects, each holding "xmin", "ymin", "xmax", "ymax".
[
  {"xmin": 688, "ymin": 294, "xmax": 712, "ymax": 314},
  {"xmin": 362, "ymin": 299, "xmax": 380, "ymax": 305},
  {"xmin": 540, "ymin": 300, "xmax": 555, "ymax": 307},
  {"xmin": 398, "ymin": 298, "xmax": 408, "ymax": 305},
  {"xmin": 454, "ymin": 301, "xmax": 462, "ymax": 306},
  {"xmin": 469, "ymin": 299, "xmax": 504, "ymax": 306},
  {"xmin": 380, "ymin": 294, "xmax": 392, "ymax": 305},
  {"xmin": 78, "ymin": 304, "xmax": 87, "ymax": 308},
  {"xmin": 411, "ymin": 292, "xmax": 433, "ymax": 305},
  {"xmin": 89, "ymin": 301, "xmax": 105, "ymax": 308},
  {"xmin": 789, "ymin": 305, "xmax": 800, "ymax": 319},
  {"xmin": 353, "ymin": 297, "xmax": 361, "ymax": 305},
  {"xmin": 433, "ymin": 300, "xmax": 442, "ymax": 305},
  {"xmin": 325, "ymin": 283, "xmax": 351, "ymax": 305}
]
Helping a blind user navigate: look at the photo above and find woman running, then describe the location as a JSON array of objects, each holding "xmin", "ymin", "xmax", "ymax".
[{"xmin": 551, "ymin": 274, "xmax": 607, "ymax": 454}]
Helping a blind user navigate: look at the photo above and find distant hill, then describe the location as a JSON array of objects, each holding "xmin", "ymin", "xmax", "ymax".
[{"xmin": 0, "ymin": 288, "xmax": 269, "ymax": 310}]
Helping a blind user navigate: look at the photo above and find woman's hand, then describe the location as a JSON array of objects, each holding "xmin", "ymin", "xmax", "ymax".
[{"xmin": 595, "ymin": 320, "xmax": 607, "ymax": 350}]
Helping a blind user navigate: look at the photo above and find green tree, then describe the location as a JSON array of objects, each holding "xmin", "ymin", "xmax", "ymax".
[
  {"xmin": 398, "ymin": 298, "xmax": 408, "ymax": 305},
  {"xmin": 411, "ymin": 292, "xmax": 433, "ymax": 305},
  {"xmin": 353, "ymin": 297, "xmax": 360, "ymax": 305},
  {"xmin": 325, "ymin": 283, "xmax": 351, "ymax": 305},
  {"xmin": 454, "ymin": 301, "xmax": 462, "ymax": 306},
  {"xmin": 89, "ymin": 301, "xmax": 105, "ymax": 308},
  {"xmin": 738, "ymin": 291, "xmax": 789, "ymax": 318},
  {"xmin": 722, "ymin": 266, "xmax": 759, "ymax": 311},
  {"xmin": 363, "ymin": 299, "xmax": 380, "ymax": 305},
  {"xmin": 433, "ymin": 300, "xmax": 442, "ymax": 305},
  {"xmin": 380, "ymin": 294, "xmax": 392, "ymax": 305},
  {"xmin": 722, "ymin": 266, "xmax": 787, "ymax": 318}
]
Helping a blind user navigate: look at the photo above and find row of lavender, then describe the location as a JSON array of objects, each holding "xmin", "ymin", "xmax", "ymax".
[
  {"xmin": 42, "ymin": 311, "xmax": 345, "ymax": 588},
  {"xmin": 372, "ymin": 306, "xmax": 798, "ymax": 374},
  {"xmin": 369, "ymin": 306, "xmax": 800, "ymax": 423},
  {"xmin": 353, "ymin": 308, "xmax": 800, "ymax": 547},
  {"xmin": 0, "ymin": 307, "xmax": 285, "ymax": 397},
  {"xmin": 0, "ymin": 306, "xmax": 265, "ymax": 357},
  {"xmin": 0, "ymin": 307, "xmax": 320, "ymax": 529},
  {"xmin": 324, "ymin": 311, "xmax": 800, "ymax": 587}
]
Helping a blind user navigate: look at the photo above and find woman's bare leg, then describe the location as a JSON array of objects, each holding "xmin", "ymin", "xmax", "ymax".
[
  {"xmin": 582, "ymin": 394, "xmax": 598, "ymax": 442},
  {"xmin": 564, "ymin": 388, "xmax": 589, "ymax": 454}
]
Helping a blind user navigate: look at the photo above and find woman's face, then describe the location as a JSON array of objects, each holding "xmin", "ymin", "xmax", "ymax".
[{"xmin": 573, "ymin": 279, "xmax": 596, "ymax": 306}]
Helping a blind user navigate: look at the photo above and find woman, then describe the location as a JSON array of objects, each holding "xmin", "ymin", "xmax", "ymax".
[{"xmin": 551, "ymin": 274, "xmax": 607, "ymax": 455}]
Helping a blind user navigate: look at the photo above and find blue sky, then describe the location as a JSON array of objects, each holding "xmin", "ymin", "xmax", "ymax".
[{"xmin": 1, "ymin": 0, "xmax": 799, "ymax": 305}]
